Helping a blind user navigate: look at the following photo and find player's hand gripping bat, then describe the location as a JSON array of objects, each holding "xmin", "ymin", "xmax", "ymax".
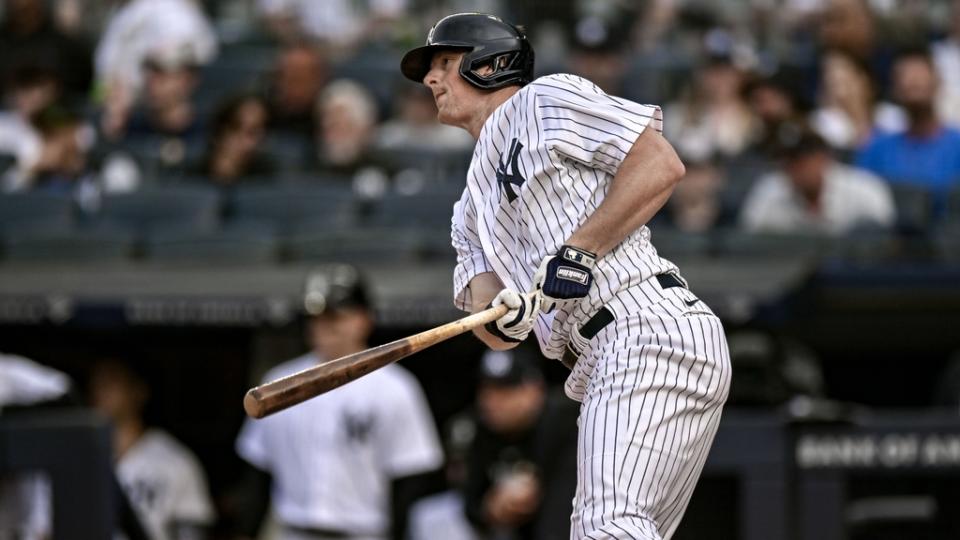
[{"xmin": 244, "ymin": 303, "xmax": 509, "ymax": 419}]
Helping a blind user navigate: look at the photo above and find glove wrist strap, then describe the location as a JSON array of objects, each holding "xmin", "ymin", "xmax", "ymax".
[{"xmin": 559, "ymin": 244, "xmax": 597, "ymax": 268}]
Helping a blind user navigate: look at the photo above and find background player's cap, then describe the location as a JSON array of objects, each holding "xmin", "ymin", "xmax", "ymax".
[
  {"xmin": 303, "ymin": 264, "xmax": 371, "ymax": 316},
  {"xmin": 478, "ymin": 346, "xmax": 543, "ymax": 386},
  {"xmin": 400, "ymin": 12, "xmax": 535, "ymax": 90}
]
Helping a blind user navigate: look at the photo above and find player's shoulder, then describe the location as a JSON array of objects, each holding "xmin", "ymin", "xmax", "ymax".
[
  {"xmin": 359, "ymin": 364, "xmax": 428, "ymax": 404},
  {"xmin": 367, "ymin": 363, "xmax": 423, "ymax": 391},
  {"xmin": 521, "ymin": 73, "xmax": 605, "ymax": 105},
  {"xmin": 527, "ymin": 73, "xmax": 605, "ymax": 96},
  {"xmin": 136, "ymin": 429, "xmax": 202, "ymax": 468}
]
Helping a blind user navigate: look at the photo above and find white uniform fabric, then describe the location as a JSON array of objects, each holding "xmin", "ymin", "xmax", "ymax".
[
  {"xmin": 236, "ymin": 354, "xmax": 444, "ymax": 537},
  {"xmin": 739, "ymin": 162, "xmax": 896, "ymax": 234},
  {"xmin": 450, "ymin": 73, "xmax": 731, "ymax": 539},
  {"xmin": 116, "ymin": 429, "xmax": 215, "ymax": 540}
]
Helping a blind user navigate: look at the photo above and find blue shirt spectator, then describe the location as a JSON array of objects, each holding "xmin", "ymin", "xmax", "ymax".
[
  {"xmin": 855, "ymin": 127, "xmax": 960, "ymax": 202},
  {"xmin": 855, "ymin": 49, "xmax": 960, "ymax": 218}
]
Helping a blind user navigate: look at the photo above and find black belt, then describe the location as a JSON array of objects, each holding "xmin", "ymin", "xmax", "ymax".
[{"xmin": 560, "ymin": 274, "xmax": 685, "ymax": 369}]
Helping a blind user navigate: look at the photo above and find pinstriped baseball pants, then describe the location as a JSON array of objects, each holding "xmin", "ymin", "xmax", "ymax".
[{"xmin": 568, "ymin": 287, "xmax": 731, "ymax": 540}]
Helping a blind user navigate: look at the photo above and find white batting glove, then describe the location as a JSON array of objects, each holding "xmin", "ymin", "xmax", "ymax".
[{"xmin": 484, "ymin": 289, "xmax": 542, "ymax": 343}]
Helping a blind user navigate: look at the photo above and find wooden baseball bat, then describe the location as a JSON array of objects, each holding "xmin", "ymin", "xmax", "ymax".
[{"xmin": 244, "ymin": 303, "xmax": 509, "ymax": 419}]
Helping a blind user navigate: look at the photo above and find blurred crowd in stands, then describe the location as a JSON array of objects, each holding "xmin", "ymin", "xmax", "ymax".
[
  {"xmin": 3, "ymin": 2, "xmax": 960, "ymax": 538},
  {"xmin": 0, "ymin": 0, "xmax": 958, "ymax": 265}
]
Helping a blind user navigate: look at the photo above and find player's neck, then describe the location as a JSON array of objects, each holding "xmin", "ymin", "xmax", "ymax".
[
  {"xmin": 114, "ymin": 417, "xmax": 145, "ymax": 458},
  {"xmin": 465, "ymin": 86, "xmax": 521, "ymax": 138}
]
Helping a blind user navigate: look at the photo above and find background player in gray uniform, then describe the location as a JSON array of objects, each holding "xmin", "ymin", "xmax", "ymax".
[
  {"xmin": 234, "ymin": 264, "xmax": 444, "ymax": 540},
  {"xmin": 89, "ymin": 358, "xmax": 216, "ymax": 540},
  {"xmin": 401, "ymin": 13, "xmax": 731, "ymax": 540}
]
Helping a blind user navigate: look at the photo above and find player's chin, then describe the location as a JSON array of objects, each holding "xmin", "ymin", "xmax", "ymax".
[{"xmin": 435, "ymin": 107, "xmax": 456, "ymax": 126}]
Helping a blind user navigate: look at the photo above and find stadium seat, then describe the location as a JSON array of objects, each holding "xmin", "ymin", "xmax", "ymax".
[
  {"xmin": 823, "ymin": 226, "xmax": 900, "ymax": 263},
  {"xmin": 716, "ymin": 229, "xmax": 827, "ymax": 259},
  {"xmin": 367, "ymin": 186, "xmax": 463, "ymax": 229},
  {"xmin": 369, "ymin": 146, "xmax": 473, "ymax": 184},
  {"xmin": 286, "ymin": 227, "xmax": 421, "ymax": 264},
  {"xmin": 947, "ymin": 184, "xmax": 960, "ymax": 225},
  {"xmin": 2, "ymin": 227, "xmax": 135, "ymax": 263},
  {"xmin": 230, "ymin": 184, "xmax": 355, "ymax": 233},
  {"xmin": 933, "ymin": 223, "xmax": 960, "ymax": 262},
  {"xmin": 0, "ymin": 192, "xmax": 75, "ymax": 233},
  {"xmin": 144, "ymin": 220, "xmax": 279, "ymax": 265},
  {"xmin": 194, "ymin": 43, "xmax": 275, "ymax": 109},
  {"xmin": 98, "ymin": 185, "xmax": 221, "ymax": 235},
  {"xmin": 649, "ymin": 228, "xmax": 713, "ymax": 260},
  {"xmin": 889, "ymin": 183, "xmax": 934, "ymax": 233}
]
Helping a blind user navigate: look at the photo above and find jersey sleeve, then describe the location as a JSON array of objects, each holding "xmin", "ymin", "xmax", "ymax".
[
  {"xmin": 534, "ymin": 76, "xmax": 663, "ymax": 176},
  {"xmin": 377, "ymin": 370, "xmax": 444, "ymax": 478},
  {"xmin": 451, "ymin": 192, "xmax": 493, "ymax": 311},
  {"xmin": 235, "ymin": 416, "xmax": 271, "ymax": 471}
]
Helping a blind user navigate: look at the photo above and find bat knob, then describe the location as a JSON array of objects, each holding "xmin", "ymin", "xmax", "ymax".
[{"xmin": 244, "ymin": 389, "xmax": 265, "ymax": 419}]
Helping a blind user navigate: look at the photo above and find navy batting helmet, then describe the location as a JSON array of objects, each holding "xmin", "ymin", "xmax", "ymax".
[{"xmin": 400, "ymin": 13, "xmax": 535, "ymax": 90}]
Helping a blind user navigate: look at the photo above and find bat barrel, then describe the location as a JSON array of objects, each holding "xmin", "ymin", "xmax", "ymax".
[{"xmin": 243, "ymin": 303, "xmax": 509, "ymax": 419}]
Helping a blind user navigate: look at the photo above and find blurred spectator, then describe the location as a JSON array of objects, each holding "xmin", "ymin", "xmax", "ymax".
[
  {"xmin": 266, "ymin": 42, "xmax": 329, "ymax": 138},
  {"xmin": 809, "ymin": 50, "xmax": 905, "ymax": 152},
  {"xmin": 463, "ymin": 346, "xmax": 579, "ymax": 540},
  {"xmin": 4, "ymin": 105, "xmax": 104, "ymax": 214},
  {"xmin": 741, "ymin": 123, "xmax": 895, "ymax": 234},
  {"xmin": 567, "ymin": 18, "xmax": 630, "ymax": 96},
  {"xmin": 0, "ymin": 66, "xmax": 60, "ymax": 190},
  {"xmin": 932, "ymin": 0, "xmax": 960, "ymax": 126},
  {"xmin": 0, "ymin": 0, "xmax": 93, "ymax": 103},
  {"xmin": 121, "ymin": 48, "xmax": 206, "ymax": 174},
  {"xmin": 315, "ymin": 79, "xmax": 381, "ymax": 176},
  {"xmin": 743, "ymin": 67, "xmax": 807, "ymax": 155},
  {"xmin": 95, "ymin": 0, "xmax": 217, "ymax": 138},
  {"xmin": 665, "ymin": 39, "xmax": 757, "ymax": 162},
  {"xmin": 376, "ymin": 84, "xmax": 474, "ymax": 152},
  {"xmin": 233, "ymin": 264, "xmax": 443, "ymax": 540},
  {"xmin": 817, "ymin": 0, "xmax": 877, "ymax": 62},
  {"xmin": 855, "ymin": 49, "xmax": 960, "ymax": 218},
  {"xmin": 89, "ymin": 358, "xmax": 215, "ymax": 540},
  {"xmin": 659, "ymin": 154, "xmax": 730, "ymax": 233},
  {"xmin": 195, "ymin": 93, "xmax": 277, "ymax": 186},
  {"xmin": 256, "ymin": 0, "xmax": 408, "ymax": 53}
]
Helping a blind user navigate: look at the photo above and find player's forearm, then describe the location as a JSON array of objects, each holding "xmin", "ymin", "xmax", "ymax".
[{"xmin": 566, "ymin": 128, "xmax": 685, "ymax": 257}]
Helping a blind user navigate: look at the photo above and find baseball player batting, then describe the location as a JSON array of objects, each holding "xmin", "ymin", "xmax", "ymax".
[{"xmin": 400, "ymin": 13, "xmax": 732, "ymax": 540}]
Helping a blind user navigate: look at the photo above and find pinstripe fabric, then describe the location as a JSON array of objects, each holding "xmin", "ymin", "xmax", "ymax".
[
  {"xmin": 570, "ymin": 283, "xmax": 730, "ymax": 540},
  {"xmin": 451, "ymin": 75, "xmax": 679, "ymax": 394},
  {"xmin": 450, "ymin": 73, "xmax": 730, "ymax": 539}
]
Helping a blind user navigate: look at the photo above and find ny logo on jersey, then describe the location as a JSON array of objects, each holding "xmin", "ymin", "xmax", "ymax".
[
  {"xmin": 343, "ymin": 410, "xmax": 375, "ymax": 444},
  {"xmin": 496, "ymin": 138, "xmax": 526, "ymax": 202}
]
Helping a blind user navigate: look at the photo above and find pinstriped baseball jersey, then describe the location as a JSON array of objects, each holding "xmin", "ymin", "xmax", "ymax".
[{"xmin": 452, "ymin": 73, "xmax": 680, "ymax": 399}]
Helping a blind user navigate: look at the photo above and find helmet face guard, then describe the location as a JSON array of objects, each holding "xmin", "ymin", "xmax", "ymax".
[{"xmin": 400, "ymin": 13, "xmax": 535, "ymax": 90}]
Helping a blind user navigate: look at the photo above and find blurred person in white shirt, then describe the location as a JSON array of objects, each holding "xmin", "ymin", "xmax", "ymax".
[
  {"xmin": 740, "ymin": 122, "xmax": 895, "ymax": 234},
  {"xmin": 95, "ymin": 0, "xmax": 216, "ymax": 138}
]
